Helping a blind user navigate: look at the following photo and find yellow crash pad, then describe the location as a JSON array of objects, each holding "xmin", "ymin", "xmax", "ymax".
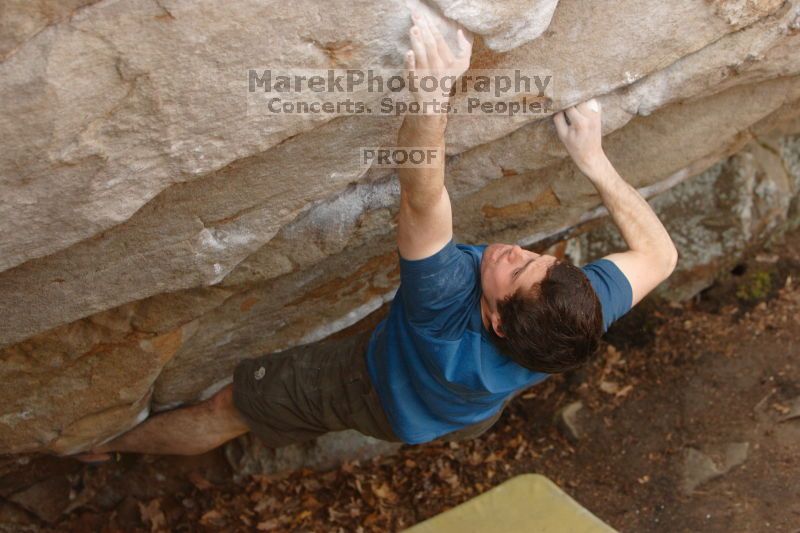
[{"xmin": 404, "ymin": 474, "xmax": 617, "ymax": 533}]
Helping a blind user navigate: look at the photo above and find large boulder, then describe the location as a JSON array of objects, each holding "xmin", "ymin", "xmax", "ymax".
[{"xmin": 1, "ymin": 0, "xmax": 800, "ymax": 455}]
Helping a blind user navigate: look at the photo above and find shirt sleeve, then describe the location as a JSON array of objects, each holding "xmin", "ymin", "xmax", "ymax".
[
  {"xmin": 581, "ymin": 258, "xmax": 633, "ymax": 332},
  {"xmin": 398, "ymin": 239, "xmax": 478, "ymax": 338}
]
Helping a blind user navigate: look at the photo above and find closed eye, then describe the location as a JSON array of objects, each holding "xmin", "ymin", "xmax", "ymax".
[{"xmin": 513, "ymin": 258, "xmax": 536, "ymax": 280}]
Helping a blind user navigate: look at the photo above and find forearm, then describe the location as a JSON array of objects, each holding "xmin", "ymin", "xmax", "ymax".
[
  {"xmin": 397, "ymin": 113, "xmax": 448, "ymax": 211},
  {"xmin": 584, "ymin": 155, "xmax": 677, "ymax": 271}
]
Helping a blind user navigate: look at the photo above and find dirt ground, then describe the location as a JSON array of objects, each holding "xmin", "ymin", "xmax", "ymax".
[{"xmin": 4, "ymin": 230, "xmax": 800, "ymax": 532}]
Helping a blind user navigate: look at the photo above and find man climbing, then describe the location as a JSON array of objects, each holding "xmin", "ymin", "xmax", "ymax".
[{"xmin": 79, "ymin": 12, "xmax": 676, "ymax": 460}]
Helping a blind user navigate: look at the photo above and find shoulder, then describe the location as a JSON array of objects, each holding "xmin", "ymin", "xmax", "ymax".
[
  {"xmin": 581, "ymin": 258, "xmax": 633, "ymax": 294},
  {"xmin": 397, "ymin": 241, "xmax": 484, "ymax": 338},
  {"xmin": 399, "ymin": 239, "xmax": 460, "ymax": 272},
  {"xmin": 580, "ymin": 258, "xmax": 633, "ymax": 332},
  {"xmin": 456, "ymin": 242, "xmax": 486, "ymax": 267},
  {"xmin": 399, "ymin": 240, "xmax": 485, "ymax": 275}
]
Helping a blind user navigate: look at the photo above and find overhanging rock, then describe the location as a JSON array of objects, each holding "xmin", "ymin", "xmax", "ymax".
[{"xmin": 1, "ymin": 0, "xmax": 800, "ymax": 455}]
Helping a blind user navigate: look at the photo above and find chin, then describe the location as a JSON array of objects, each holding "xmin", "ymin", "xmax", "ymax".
[{"xmin": 484, "ymin": 243, "xmax": 504, "ymax": 262}]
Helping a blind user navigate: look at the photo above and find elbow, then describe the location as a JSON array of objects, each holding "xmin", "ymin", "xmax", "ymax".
[
  {"xmin": 662, "ymin": 243, "xmax": 678, "ymax": 278},
  {"xmin": 644, "ymin": 242, "xmax": 678, "ymax": 282},
  {"xmin": 638, "ymin": 241, "xmax": 678, "ymax": 281},
  {"xmin": 401, "ymin": 185, "xmax": 446, "ymax": 214}
]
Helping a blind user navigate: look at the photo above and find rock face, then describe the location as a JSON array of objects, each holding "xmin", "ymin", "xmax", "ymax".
[
  {"xmin": 569, "ymin": 134, "xmax": 800, "ymax": 300},
  {"xmin": 1, "ymin": 0, "xmax": 800, "ymax": 456},
  {"xmin": 681, "ymin": 442, "xmax": 750, "ymax": 495}
]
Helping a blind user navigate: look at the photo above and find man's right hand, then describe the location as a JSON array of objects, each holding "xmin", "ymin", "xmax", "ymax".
[
  {"xmin": 553, "ymin": 99, "xmax": 607, "ymax": 177},
  {"xmin": 554, "ymin": 98, "xmax": 678, "ymax": 307}
]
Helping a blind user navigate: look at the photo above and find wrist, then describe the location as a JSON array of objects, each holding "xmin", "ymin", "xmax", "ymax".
[
  {"xmin": 578, "ymin": 151, "xmax": 612, "ymax": 181},
  {"xmin": 400, "ymin": 113, "xmax": 447, "ymax": 146},
  {"xmin": 406, "ymin": 112, "xmax": 448, "ymax": 132}
]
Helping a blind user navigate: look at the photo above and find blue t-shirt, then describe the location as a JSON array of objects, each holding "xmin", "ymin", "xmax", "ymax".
[{"xmin": 365, "ymin": 240, "xmax": 632, "ymax": 444}]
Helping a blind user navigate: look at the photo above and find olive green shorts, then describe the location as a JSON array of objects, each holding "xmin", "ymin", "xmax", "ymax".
[{"xmin": 232, "ymin": 330, "xmax": 505, "ymax": 448}]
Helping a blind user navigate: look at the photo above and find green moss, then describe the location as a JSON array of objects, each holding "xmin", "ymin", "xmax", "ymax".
[{"xmin": 735, "ymin": 270, "xmax": 773, "ymax": 302}]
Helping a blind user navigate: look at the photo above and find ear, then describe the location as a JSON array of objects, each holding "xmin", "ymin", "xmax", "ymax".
[{"xmin": 491, "ymin": 314, "xmax": 506, "ymax": 338}]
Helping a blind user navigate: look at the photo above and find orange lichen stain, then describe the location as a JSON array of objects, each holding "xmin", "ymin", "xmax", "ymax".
[
  {"xmin": 309, "ymin": 39, "xmax": 356, "ymax": 66},
  {"xmin": 286, "ymin": 251, "xmax": 397, "ymax": 307},
  {"xmin": 544, "ymin": 241, "xmax": 569, "ymax": 260},
  {"xmin": 240, "ymin": 296, "xmax": 260, "ymax": 312},
  {"xmin": 387, "ymin": 260, "xmax": 400, "ymax": 282},
  {"xmin": 154, "ymin": 4, "xmax": 176, "ymax": 21},
  {"xmin": 501, "ymin": 167, "xmax": 519, "ymax": 177},
  {"xmin": 481, "ymin": 188, "xmax": 560, "ymax": 219},
  {"xmin": 75, "ymin": 329, "xmax": 149, "ymax": 360},
  {"xmin": 79, "ymin": 342, "xmax": 125, "ymax": 360},
  {"xmin": 147, "ymin": 328, "xmax": 183, "ymax": 363}
]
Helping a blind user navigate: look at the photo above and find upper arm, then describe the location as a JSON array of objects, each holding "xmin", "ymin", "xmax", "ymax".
[
  {"xmin": 398, "ymin": 239, "xmax": 476, "ymax": 336},
  {"xmin": 601, "ymin": 250, "xmax": 675, "ymax": 307},
  {"xmin": 397, "ymin": 185, "xmax": 453, "ymax": 261}
]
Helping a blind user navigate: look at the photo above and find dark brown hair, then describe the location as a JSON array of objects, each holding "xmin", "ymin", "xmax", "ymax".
[{"xmin": 487, "ymin": 261, "xmax": 603, "ymax": 373}]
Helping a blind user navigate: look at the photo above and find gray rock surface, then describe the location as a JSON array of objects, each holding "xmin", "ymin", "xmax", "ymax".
[
  {"xmin": 428, "ymin": 0, "xmax": 559, "ymax": 52},
  {"xmin": 555, "ymin": 401, "xmax": 585, "ymax": 442},
  {"xmin": 681, "ymin": 442, "xmax": 750, "ymax": 495},
  {"xmin": 1, "ymin": 0, "xmax": 800, "ymax": 461},
  {"xmin": 225, "ymin": 431, "xmax": 403, "ymax": 481}
]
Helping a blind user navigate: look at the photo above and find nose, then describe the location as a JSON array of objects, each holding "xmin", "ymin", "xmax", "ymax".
[{"xmin": 508, "ymin": 244, "xmax": 523, "ymax": 261}]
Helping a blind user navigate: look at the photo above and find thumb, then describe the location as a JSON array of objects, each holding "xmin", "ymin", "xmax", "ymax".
[{"xmin": 456, "ymin": 28, "xmax": 472, "ymax": 56}]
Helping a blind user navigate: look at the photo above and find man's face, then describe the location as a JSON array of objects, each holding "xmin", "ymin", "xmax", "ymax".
[{"xmin": 480, "ymin": 243, "xmax": 558, "ymax": 315}]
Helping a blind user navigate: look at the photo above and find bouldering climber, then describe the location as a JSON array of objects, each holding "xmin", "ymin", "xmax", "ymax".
[{"xmin": 77, "ymin": 11, "xmax": 676, "ymax": 461}]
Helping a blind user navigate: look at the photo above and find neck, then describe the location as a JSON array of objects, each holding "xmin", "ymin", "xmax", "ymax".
[{"xmin": 479, "ymin": 295, "xmax": 493, "ymax": 332}]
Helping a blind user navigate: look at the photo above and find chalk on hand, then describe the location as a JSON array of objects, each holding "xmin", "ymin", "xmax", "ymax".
[{"xmin": 587, "ymin": 99, "xmax": 600, "ymax": 113}]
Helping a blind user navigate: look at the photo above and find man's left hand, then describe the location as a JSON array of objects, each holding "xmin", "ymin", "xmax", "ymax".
[{"xmin": 406, "ymin": 11, "xmax": 472, "ymax": 108}]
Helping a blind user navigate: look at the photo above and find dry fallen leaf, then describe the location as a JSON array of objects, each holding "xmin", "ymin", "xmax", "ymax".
[
  {"xmin": 600, "ymin": 380, "xmax": 620, "ymax": 394},
  {"xmin": 437, "ymin": 463, "xmax": 460, "ymax": 488},
  {"xmin": 773, "ymin": 403, "xmax": 791, "ymax": 415},
  {"xmin": 253, "ymin": 495, "xmax": 278, "ymax": 513},
  {"xmin": 200, "ymin": 509, "xmax": 225, "ymax": 527},
  {"xmin": 138, "ymin": 499, "xmax": 166, "ymax": 532},
  {"xmin": 188, "ymin": 471, "xmax": 213, "ymax": 491},
  {"xmin": 606, "ymin": 345, "xmax": 622, "ymax": 365},
  {"xmin": 256, "ymin": 518, "xmax": 279, "ymax": 531},
  {"xmin": 372, "ymin": 482, "xmax": 399, "ymax": 504},
  {"xmin": 615, "ymin": 384, "xmax": 634, "ymax": 399},
  {"xmin": 468, "ymin": 451, "xmax": 482, "ymax": 466}
]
